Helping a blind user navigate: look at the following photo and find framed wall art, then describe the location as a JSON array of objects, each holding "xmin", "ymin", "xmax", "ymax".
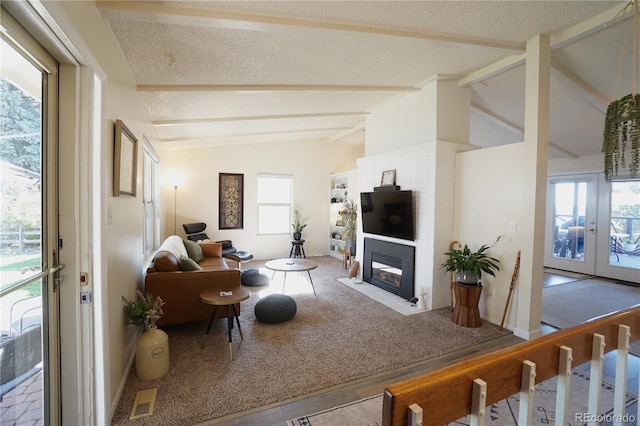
[
  {"xmin": 219, "ymin": 173, "xmax": 244, "ymax": 229},
  {"xmin": 113, "ymin": 119, "xmax": 138, "ymax": 197},
  {"xmin": 380, "ymin": 169, "xmax": 396, "ymax": 186}
]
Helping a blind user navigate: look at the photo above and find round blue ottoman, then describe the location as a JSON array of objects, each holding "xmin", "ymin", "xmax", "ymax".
[
  {"xmin": 254, "ymin": 294, "xmax": 297, "ymax": 324},
  {"xmin": 241, "ymin": 268, "xmax": 270, "ymax": 287}
]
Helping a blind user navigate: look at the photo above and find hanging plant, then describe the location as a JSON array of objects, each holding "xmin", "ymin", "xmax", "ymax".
[{"xmin": 603, "ymin": 93, "xmax": 640, "ymax": 180}]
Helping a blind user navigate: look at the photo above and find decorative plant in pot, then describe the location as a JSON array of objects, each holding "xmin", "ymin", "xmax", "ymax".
[
  {"xmin": 441, "ymin": 237, "xmax": 501, "ymax": 285},
  {"xmin": 122, "ymin": 291, "xmax": 170, "ymax": 381},
  {"xmin": 291, "ymin": 209, "xmax": 307, "ymax": 240},
  {"xmin": 339, "ymin": 198, "xmax": 358, "ymax": 255},
  {"xmin": 622, "ymin": 235, "xmax": 638, "ymax": 253}
]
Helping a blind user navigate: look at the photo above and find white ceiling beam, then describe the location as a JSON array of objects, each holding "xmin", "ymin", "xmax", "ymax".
[
  {"xmin": 329, "ymin": 122, "xmax": 366, "ymax": 142},
  {"xmin": 96, "ymin": 1, "xmax": 524, "ymax": 51},
  {"xmin": 138, "ymin": 84, "xmax": 419, "ymax": 93},
  {"xmin": 459, "ymin": 3, "xmax": 630, "ymax": 86},
  {"xmin": 551, "ymin": 60, "xmax": 609, "ymax": 113},
  {"xmin": 153, "ymin": 111, "xmax": 367, "ymax": 126},
  {"xmin": 160, "ymin": 127, "xmax": 353, "ymax": 142},
  {"xmin": 550, "ymin": 2, "xmax": 634, "ymax": 50},
  {"xmin": 471, "ymin": 103, "xmax": 578, "ymax": 159},
  {"xmin": 459, "ymin": 54, "xmax": 526, "ymax": 87}
]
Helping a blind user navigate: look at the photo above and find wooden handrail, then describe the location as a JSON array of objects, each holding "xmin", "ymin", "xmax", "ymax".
[{"xmin": 382, "ymin": 305, "xmax": 640, "ymax": 426}]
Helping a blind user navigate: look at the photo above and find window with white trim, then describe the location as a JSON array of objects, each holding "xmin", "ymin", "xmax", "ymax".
[
  {"xmin": 257, "ymin": 173, "xmax": 292, "ymax": 235},
  {"xmin": 143, "ymin": 137, "xmax": 160, "ymax": 254}
]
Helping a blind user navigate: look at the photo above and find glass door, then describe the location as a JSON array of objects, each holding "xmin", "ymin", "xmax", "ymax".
[
  {"xmin": 595, "ymin": 177, "xmax": 640, "ymax": 283},
  {"xmin": 0, "ymin": 15, "xmax": 60, "ymax": 425},
  {"xmin": 544, "ymin": 175, "xmax": 598, "ymax": 274}
]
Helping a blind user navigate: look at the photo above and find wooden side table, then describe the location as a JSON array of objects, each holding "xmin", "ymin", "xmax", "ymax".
[
  {"xmin": 451, "ymin": 282, "xmax": 482, "ymax": 328},
  {"xmin": 200, "ymin": 287, "xmax": 250, "ymax": 360}
]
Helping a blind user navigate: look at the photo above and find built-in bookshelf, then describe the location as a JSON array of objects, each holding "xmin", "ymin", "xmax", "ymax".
[{"xmin": 329, "ymin": 172, "xmax": 349, "ymax": 260}]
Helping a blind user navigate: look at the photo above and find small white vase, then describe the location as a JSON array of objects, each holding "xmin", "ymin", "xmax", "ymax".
[{"xmin": 136, "ymin": 326, "xmax": 170, "ymax": 381}]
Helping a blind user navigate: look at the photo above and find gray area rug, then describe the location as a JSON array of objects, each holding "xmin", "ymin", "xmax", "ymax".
[
  {"xmin": 541, "ymin": 278, "xmax": 640, "ymax": 356},
  {"xmin": 287, "ymin": 370, "xmax": 638, "ymax": 425},
  {"xmin": 111, "ymin": 256, "xmax": 509, "ymax": 426}
]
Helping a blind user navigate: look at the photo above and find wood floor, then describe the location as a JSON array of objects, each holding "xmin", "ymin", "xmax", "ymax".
[{"xmin": 199, "ymin": 272, "xmax": 639, "ymax": 426}]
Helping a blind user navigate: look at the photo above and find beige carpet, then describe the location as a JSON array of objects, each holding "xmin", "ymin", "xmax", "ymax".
[
  {"xmin": 286, "ymin": 370, "xmax": 638, "ymax": 425},
  {"xmin": 541, "ymin": 278, "xmax": 640, "ymax": 356},
  {"xmin": 111, "ymin": 256, "xmax": 509, "ymax": 426}
]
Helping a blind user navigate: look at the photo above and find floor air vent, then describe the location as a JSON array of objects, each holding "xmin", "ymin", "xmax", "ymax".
[{"xmin": 129, "ymin": 388, "xmax": 157, "ymax": 420}]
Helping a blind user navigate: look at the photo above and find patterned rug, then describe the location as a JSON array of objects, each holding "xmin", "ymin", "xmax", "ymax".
[{"xmin": 286, "ymin": 370, "xmax": 638, "ymax": 425}]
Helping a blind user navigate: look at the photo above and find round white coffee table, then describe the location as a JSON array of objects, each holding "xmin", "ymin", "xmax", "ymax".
[{"xmin": 265, "ymin": 258, "xmax": 318, "ymax": 296}]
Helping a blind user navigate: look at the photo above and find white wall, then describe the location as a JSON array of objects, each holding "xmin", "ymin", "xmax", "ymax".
[
  {"xmin": 455, "ymin": 143, "xmax": 526, "ymax": 331},
  {"xmin": 365, "ymin": 78, "xmax": 470, "ymax": 156},
  {"xmin": 160, "ymin": 141, "xmax": 363, "ymax": 260},
  {"xmin": 47, "ymin": 1, "xmax": 164, "ymax": 419}
]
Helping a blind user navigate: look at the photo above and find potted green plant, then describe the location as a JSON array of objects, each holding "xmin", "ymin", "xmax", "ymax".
[
  {"xmin": 291, "ymin": 209, "xmax": 307, "ymax": 240},
  {"xmin": 122, "ymin": 291, "xmax": 165, "ymax": 330},
  {"xmin": 441, "ymin": 237, "xmax": 501, "ymax": 285},
  {"xmin": 622, "ymin": 235, "xmax": 637, "ymax": 253},
  {"xmin": 122, "ymin": 291, "xmax": 170, "ymax": 381},
  {"xmin": 339, "ymin": 198, "xmax": 357, "ymax": 255}
]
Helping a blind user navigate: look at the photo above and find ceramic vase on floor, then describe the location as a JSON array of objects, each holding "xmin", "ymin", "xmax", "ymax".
[{"xmin": 136, "ymin": 326, "xmax": 170, "ymax": 381}]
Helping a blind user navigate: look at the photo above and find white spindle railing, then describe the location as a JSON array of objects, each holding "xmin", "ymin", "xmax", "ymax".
[{"xmin": 383, "ymin": 306, "xmax": 640, "ymax": 426}]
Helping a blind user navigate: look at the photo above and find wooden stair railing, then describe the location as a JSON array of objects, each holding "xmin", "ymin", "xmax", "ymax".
[{"xmin": 382, "ymin": 305, "xmax": 640, "ymax": 426}]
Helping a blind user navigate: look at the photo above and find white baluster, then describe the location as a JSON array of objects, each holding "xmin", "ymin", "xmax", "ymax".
[
  {"xmin": 556, "ymin": 346, "xmax": 573, "ymax": 426},
  {"xmin": 471, "ymin": 378, "xmax": 487, "ymax": 426},
  {"xmin": 588, "ymin": 333, "xmax": 605, "ymax": 426},
  {"xmin": 614, "ymin": 325, "xmax": 630, "ymax": 426},
  {"xmin": 519, "ymin": 360, "xmax": 536, "ymax": 426},
  {"xmin": 407, "ymin": 403, "xmax": 423, "ymax": 426}
]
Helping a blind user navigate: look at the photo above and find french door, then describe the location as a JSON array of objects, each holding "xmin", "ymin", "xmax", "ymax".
[
  {"xmin": 595, "ymin": 176, "xmax": 640, "ymax": 283},
  {"xmin": 545, "ymin": 175, "xmax": 598, "ymax": 274},
  {"xmin": 0, "ymin": 11, "xmax": 61, "ymax": 424},
  {"xmin": 545, "ymin": 173, "xmax": 640, "ymax": 283}
]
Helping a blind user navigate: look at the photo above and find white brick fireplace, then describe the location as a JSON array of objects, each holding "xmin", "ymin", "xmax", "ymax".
[
  {"xmin": 353, "ymin": 77, "xmax": 474, "ymax": 310},
  {"xmin": 356, "ymin": 140, "xmax": 472, "ymax": 310}
]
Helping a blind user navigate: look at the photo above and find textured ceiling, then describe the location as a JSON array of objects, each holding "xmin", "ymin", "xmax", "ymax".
[{"xmin": 97, "ymin": 0, "xmax": 630, "ymax": 156}]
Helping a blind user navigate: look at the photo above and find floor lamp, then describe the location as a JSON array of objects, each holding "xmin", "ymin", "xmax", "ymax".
[{"xmin": 173, "ymin": 185, "xmax": 178, "ymax": 234}]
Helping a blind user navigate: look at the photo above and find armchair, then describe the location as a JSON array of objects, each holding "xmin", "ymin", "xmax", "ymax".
[{"xmin": 182, "ymin": 222, "xmax": 253, "ymax": 268}]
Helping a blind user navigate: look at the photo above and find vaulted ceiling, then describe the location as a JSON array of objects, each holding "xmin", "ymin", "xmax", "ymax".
[{"xmin": 97, "ymin": 1, "xmax": 635, "ymax": 158}]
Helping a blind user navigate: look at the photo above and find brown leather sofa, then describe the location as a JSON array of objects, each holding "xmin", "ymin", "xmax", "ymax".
[{"xmin": 144, "ymin": 235, "xmax": 242, "ymax": 326}]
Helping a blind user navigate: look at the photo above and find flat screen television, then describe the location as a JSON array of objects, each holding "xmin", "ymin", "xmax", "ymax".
[{"xmin": 360, "ymin": 190, "xmax": 414, "ymax": 241}]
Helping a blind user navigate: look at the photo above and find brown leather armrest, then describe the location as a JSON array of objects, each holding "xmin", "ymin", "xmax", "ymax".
[{"xmin": 145, "ymin": 269, "xmax": 242, "ymax": 325}]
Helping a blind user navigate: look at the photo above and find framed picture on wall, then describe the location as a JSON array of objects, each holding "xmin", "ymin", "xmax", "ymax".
[
  {"xmin": 219, "ymin": 173, "xmax": 244, "ymax": 229},
  {"xmin": 113, "ymin": 119, "xmax": 138, "ymax": 197}
]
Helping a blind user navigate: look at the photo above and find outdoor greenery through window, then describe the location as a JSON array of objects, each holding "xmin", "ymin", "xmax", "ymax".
[
  {"xmin": 1, "ymin": 38, "xmax": 43, "ymax": 294},
  {"xmin": 257, "ymin": 173, "xmax": 292, "ymax": 235}
]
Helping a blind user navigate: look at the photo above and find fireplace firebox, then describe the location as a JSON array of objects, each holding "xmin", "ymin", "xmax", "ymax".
[{"xmin": 363, "ymin": 237, "xmax": 415, "ymax": 300}]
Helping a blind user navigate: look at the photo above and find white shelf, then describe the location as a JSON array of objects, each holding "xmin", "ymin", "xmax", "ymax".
[{"xmin": 329, "ymin": 171, "xmax": 357, "ymax": 259}]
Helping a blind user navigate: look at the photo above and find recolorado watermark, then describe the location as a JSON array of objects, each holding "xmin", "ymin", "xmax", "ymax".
[{"xmin": 575, "ymin": 412, "xmax": 636, "ymax": 423}]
